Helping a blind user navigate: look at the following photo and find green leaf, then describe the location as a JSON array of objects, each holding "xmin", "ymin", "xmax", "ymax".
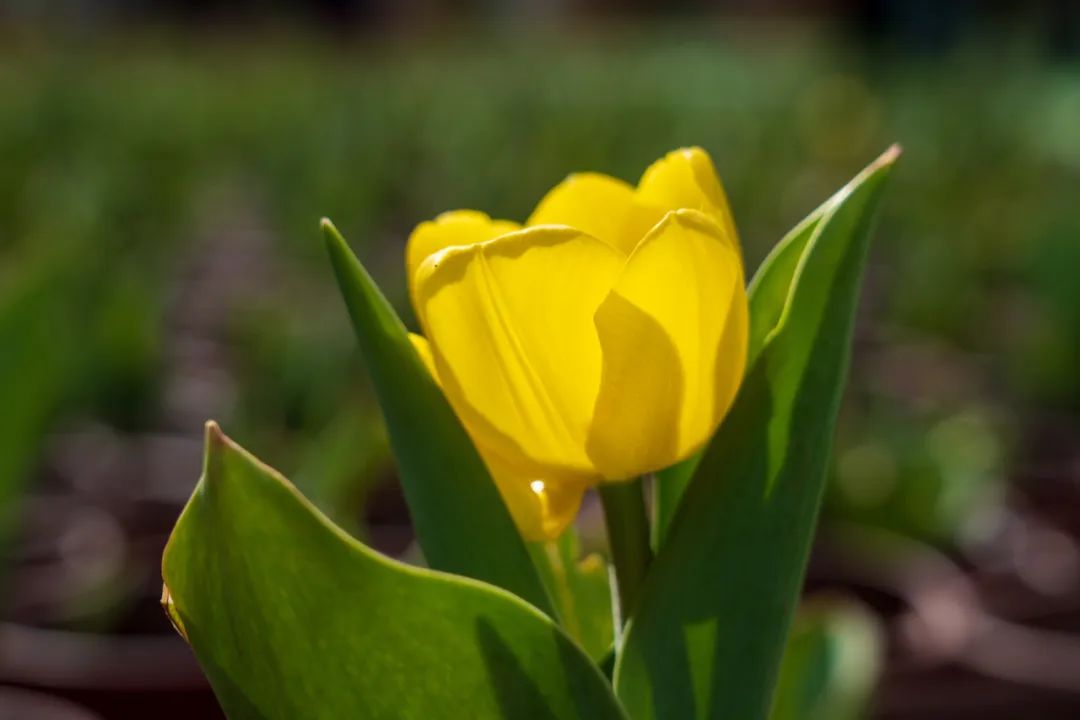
[
  {"xmin": 652, "ymin": 205, "xmax": 829, "ymax": 548},
  {"xmin": 163, "ymin": 424, "xmax": 626, "ymax": 720},
  {"xmin": 770, "ymin": 599, "xmax": 883, "ymax": 720},
  {"xmin": 321, "ymin": 219, "xmax": 554, "ymax": 615},
  {"xmin": 529, "ymin": 530, "xmax": 615, "ymax": 663},
  {"xmin": 613, "ymin": 146, "xmax": 900, "ymax": 720}
]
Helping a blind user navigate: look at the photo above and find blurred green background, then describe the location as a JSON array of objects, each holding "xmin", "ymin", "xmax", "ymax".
[{"xmin": 2, "ymin": 2, "xmax": 1080, "ymax": 718}]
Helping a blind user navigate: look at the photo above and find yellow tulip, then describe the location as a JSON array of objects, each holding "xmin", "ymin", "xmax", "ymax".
[{"xmin": 406, "ymin": 148, "xmax": 748, "ymax": 540}]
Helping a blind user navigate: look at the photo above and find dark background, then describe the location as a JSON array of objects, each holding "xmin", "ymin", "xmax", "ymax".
[{"xmin": 1, "ymin": 1, "xmax": 1079, "ymax": 718}]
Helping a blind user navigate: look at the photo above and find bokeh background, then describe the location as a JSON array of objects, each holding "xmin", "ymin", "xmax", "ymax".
[{"xmin": 2, "ymin": 1, "xmax": 1079, "ymax": 718}]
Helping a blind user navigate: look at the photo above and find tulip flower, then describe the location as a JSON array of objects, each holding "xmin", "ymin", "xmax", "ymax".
[{"xmin": 406, "ymin": 148, "xmax": 748, "ymax": 540}]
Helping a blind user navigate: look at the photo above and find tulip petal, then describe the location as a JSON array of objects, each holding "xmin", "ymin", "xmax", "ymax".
[
  {"xmin": 587, "ymin": 294, "xmax": 684, "ymax": 479},
  {"xmin": 636, "ymin": 147, "xmax": 739, "ymax": 246},
  {"xmin": 410, "ymin": 332, "xmax": 585, "ymax": 541},
  {"xmin": 415, "ymin": 226, "xmax": 625, "ymax": 477},
  {"xmin": 482, "ymin": 448, "xmax": 587, "ymax": 542},
  {"xmin": 587, "ymin": 209, "xmax": 748, "ymax": 479},
  {"xmin": 528, "ymin": 173, "xmax": 661, "ymax": 255},
  {"xmin": 406, "ymin": 210, "xmax": 520, "ymax": 316}
]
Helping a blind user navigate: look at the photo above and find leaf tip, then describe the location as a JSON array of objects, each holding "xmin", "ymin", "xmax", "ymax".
[
  {"xmin": 876, "ymin": 143, "xmax": 903, "ymax": 168},
  {"xmin": 832, "ymin": 144, "xmax": 902, "ymax": 209},
  {"xmin": 321, "ymin": 217, "xmax": 357, "ymax": 282},
  {"xmin": 204, "ymin": 419, "xmax": 226, "ymax": 448},
  {"xmin": 202, "ymin": 420, "xmax": 233, "ymax": 485},
  {"xmin": 320, "ymin": 216, "xmax": 346, "ymax": 248}
]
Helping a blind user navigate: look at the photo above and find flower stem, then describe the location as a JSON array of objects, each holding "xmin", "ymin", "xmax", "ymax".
[{"xmin": 599, "ymin": 476, "xmax": 653, "ymax": 626}]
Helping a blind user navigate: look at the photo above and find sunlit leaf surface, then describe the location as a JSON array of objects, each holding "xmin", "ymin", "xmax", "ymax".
[{"xmin": 162, "ymin": 424, "xmax": 625, "ymax": 720}]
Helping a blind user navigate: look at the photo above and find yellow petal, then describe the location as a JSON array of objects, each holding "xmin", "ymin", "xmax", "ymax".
[
  {"xmin": 481, "ymin": 447, "xmax": 587, "ymax": 541},
  {"xmin": 527, "ymin": 173, "xmax": 660, "ymax": 255},
  {"xmin": 636, "ymin": 147, "xmax": 739, "ymax": 247},
  {"xmin": 406, "ymin": 210, "xmax": 519, "ymax": 318},
  {"xmin": 410, "ymin": 332, "xmax": 584, "ymax": 541},
  {"xmin": 415, "ymin": 225, "xmax": 625, "ymax": 477},
  {"xmin": 587, "ymin": 209, "xmax": 748, "ymax": 479}
]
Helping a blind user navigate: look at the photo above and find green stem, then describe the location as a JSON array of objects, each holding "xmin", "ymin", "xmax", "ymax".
[{"xmin": 599, "ymin": 476, "xmax": 653, "ymax": 626}]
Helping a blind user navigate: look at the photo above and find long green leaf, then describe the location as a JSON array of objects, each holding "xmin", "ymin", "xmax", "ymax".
[
  {"xmin": 322, "ymin": 219, "xmax": 553, "ymax": 615},
  {"xmin": 614, "ymin": 146, "xmax": 900, "ymax": 720},
  {"xmin": 163, "ymin": 424, "xmax": 625, "ymax": 720}
]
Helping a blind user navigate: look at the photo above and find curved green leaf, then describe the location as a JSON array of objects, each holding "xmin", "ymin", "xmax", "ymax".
[
  {"xmin": 322, "ymin": 219, "xmax": 553, "ymax": 615},
  {"xmin": 163, "ymin": 424, "xmax": 625, "ymax": 720},
  {"xmin": 614, "ymin": 146, "xmax": 899, "ymax": 720}
]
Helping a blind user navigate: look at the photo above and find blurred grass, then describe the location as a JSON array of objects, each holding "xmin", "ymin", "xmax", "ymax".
[{"xmin": 1, "ymin": 25, "xmax": 1077, "ymax": 552}]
